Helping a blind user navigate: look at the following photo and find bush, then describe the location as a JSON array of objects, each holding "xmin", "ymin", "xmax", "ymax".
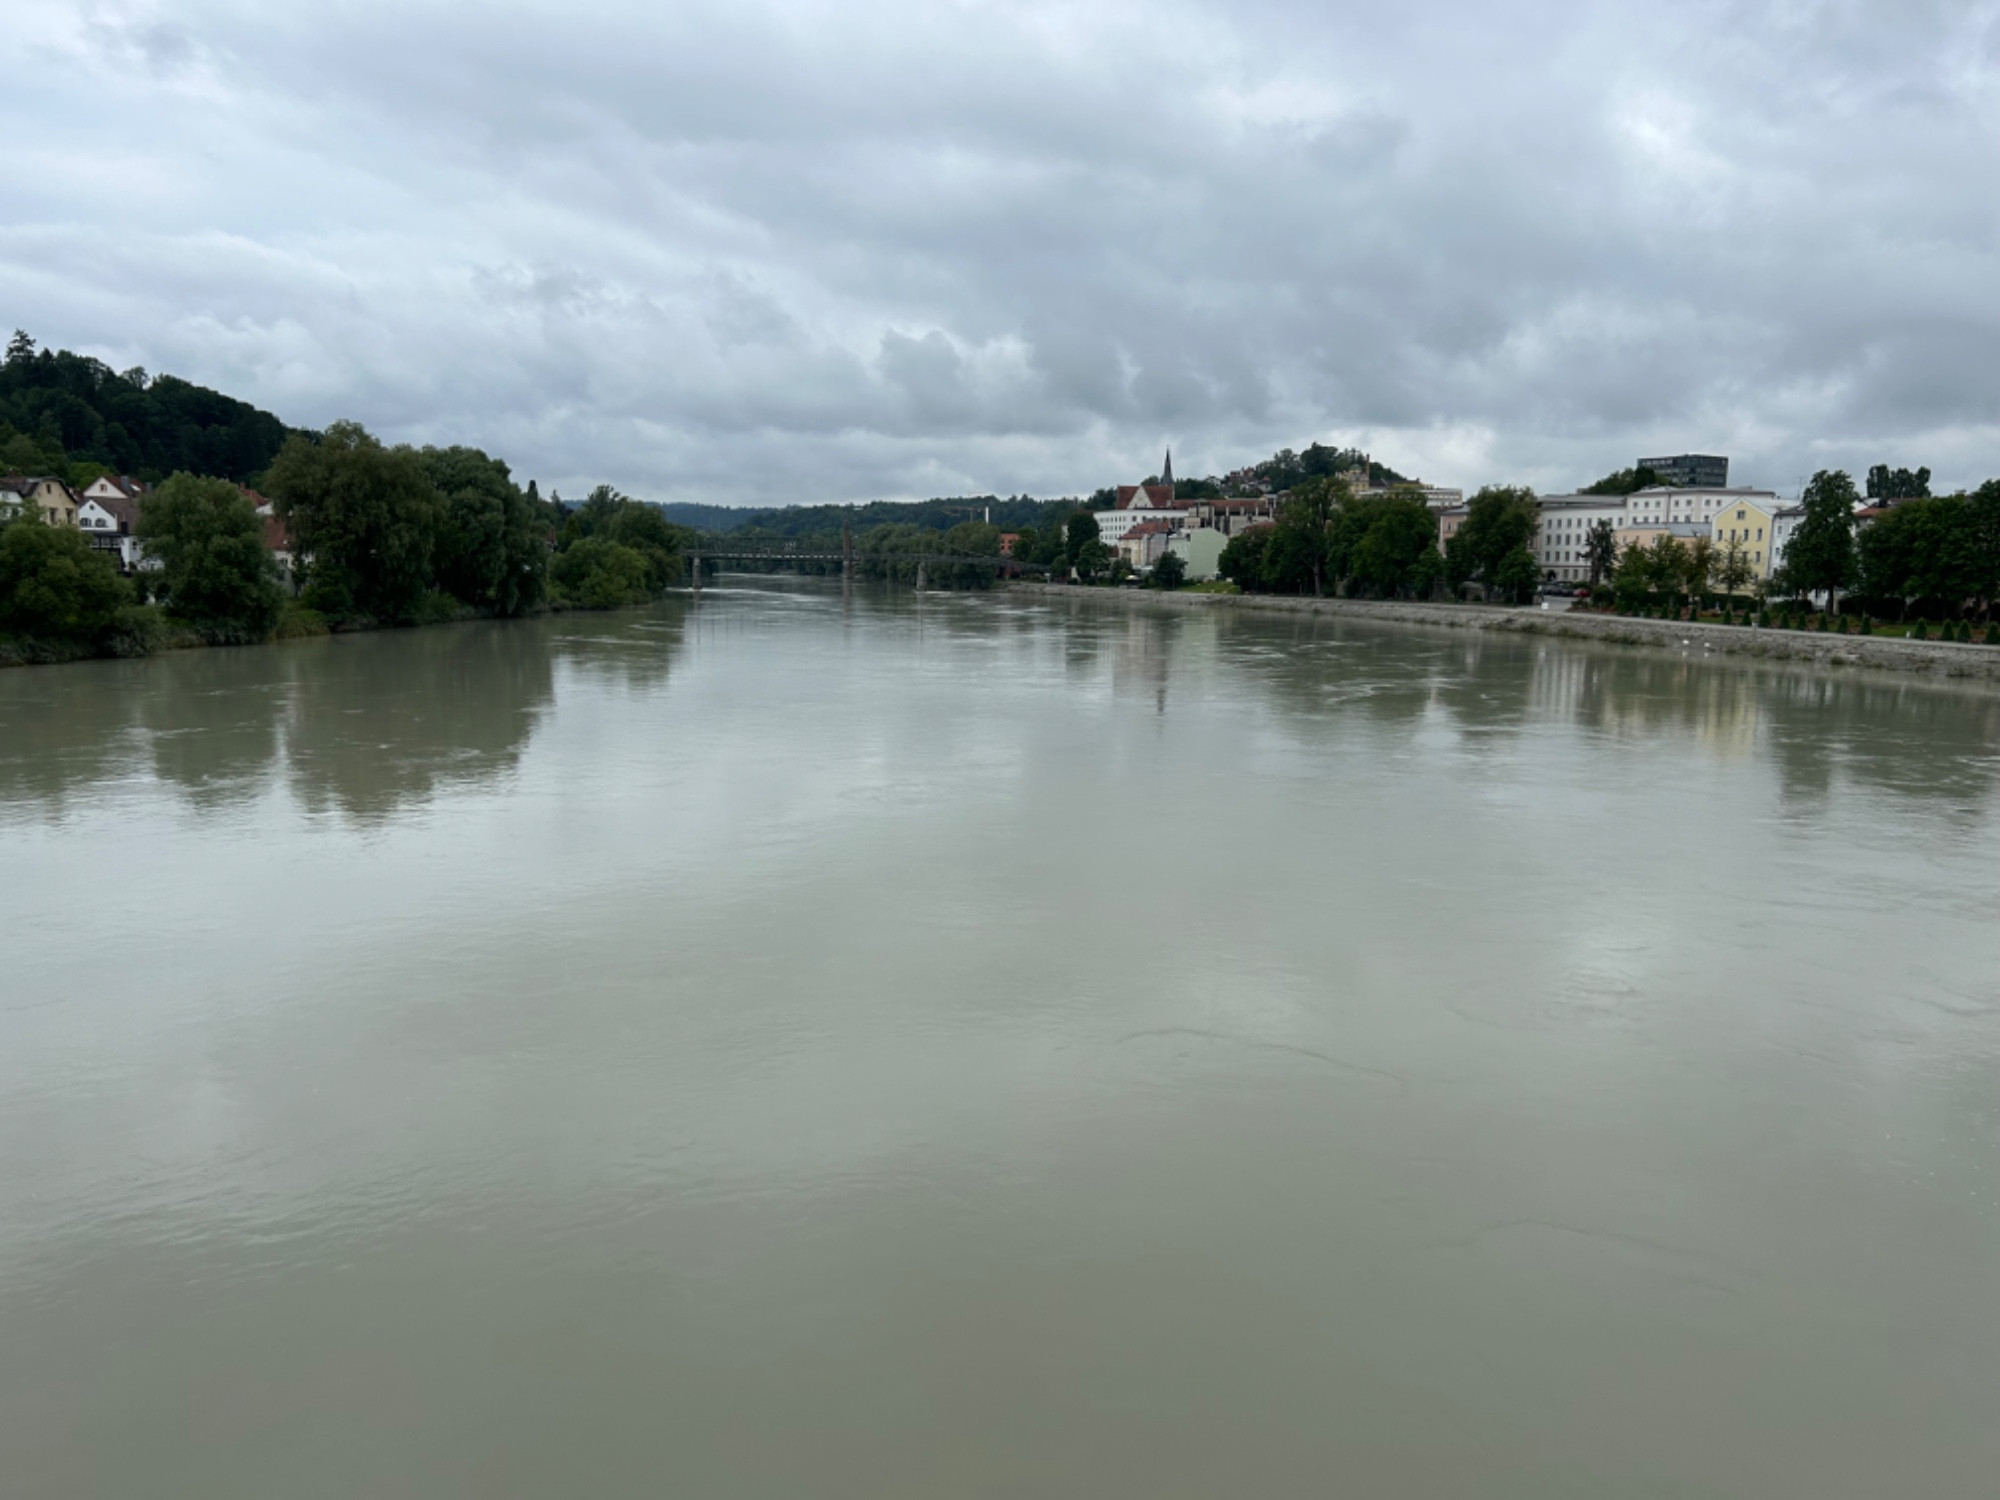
[
  {"xmin": 1908, "ymin": 620, "xmax": 1927, "ymax": 640},
  {"xmin": 1150, "ymin": 551, "xmax": 1187, "ymax": 590},
  {"xmin": 550, "ymin": 536, "xmax": 654, "ymax": 609},
  {"xmin": 1986, "ymin": 622, "xmax": 2000, "ymax": 646},
  {"xmin": 274, "ymin": 602, "xmax": 331, "ymax": 639},
  {"xmin": 410, "ymin": 589, "xmax": 465, "ymax": 627}
]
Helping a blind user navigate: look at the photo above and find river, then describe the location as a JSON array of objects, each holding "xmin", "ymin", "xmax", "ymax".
[{"xmin": 3, "ymin": 579, "xmax": 1997, "ymax": 1497}]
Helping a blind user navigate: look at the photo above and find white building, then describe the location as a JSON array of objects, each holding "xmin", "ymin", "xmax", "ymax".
[
  {"xmin": 1097, "ymin": 451, "xmax": 1190, "ymax": 545},
  {"xmin": 1533, "ymin": 495, "xmax": 1628, "ymax": 584},
  {"xmin": 1616, "ymin": 485, "xmax": 1777, "ymax": 534},
  {"xmin": 1770, "ymin": 504, "xmax": 1805, "ymax": 576}
]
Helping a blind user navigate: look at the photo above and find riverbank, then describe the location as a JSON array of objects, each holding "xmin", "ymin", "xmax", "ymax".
[{"xmin": 1004, "ymin": 582, "xmax": 2000, "ymax": 684}]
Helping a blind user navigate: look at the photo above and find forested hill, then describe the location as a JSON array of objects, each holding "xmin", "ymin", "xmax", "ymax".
[
  {"xmin": 1, "ymin": 331, "xmax": 297, "ymax": 485},
  {"xmin": 659, "ymin": 495, "xmax": 1079, "ymax": 537}
]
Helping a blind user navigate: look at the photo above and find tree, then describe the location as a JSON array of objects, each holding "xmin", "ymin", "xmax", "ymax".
[
  {"xmin": 1585, "ymin": 519, "xmax": 1619, "ymax": 586},
  {"xmin": 1968, "ymin": 479, "xmax": 2000, "ymax": 615},
  {"xmin": 1218, "ymin": 527, "xmax": 1274, "ymax": 591},
  {"xmin": 1341, "ymin": 489, "xmax": 1438, "ymax": 597},
  {"xmin": 1612, "ymin": 536, "xmax": 1661, "ymax": 610},
  {"xmin": 1150, "ymin": 550, "xmax": 1187, "ymax": 590},
  {"xmin": 1682, "ymin": 536, "xmax": 1714, "ymax": 604},
  {"xmin": 419, "ymin": 446, "xmax": 547, "ymax": 615},
  {"xmin": 1866, "ymin": 464, "xmax": 1931, "ymax": 501},
  {"xmin": 1648, "ymin": 535, "xmax": 1691, "ymax": 609},
  {"xmin": 266, "ymin": 422, "xmax": 441, "ymax": 622},
  {"xmin": 549, "ymin": 536, "xmax": 654, "ymax": 608},
  {"xmin": 1266, "ymin": 476, "xmax": 1344, "ymax": 594},
  {"xmin": 1493, "ymin": 545, "xmax": 1540, "ymax": 603},
  {"xmin": 1065, "ymin": 509, "xmax": 1108, "ymax": 583},
  {"xmin": 1580, "ymin": 465, "xmax": 1664, "ymax": 496},
  {"xmin": 1779, "ymin": 469, "xmax": 1859, "ymax": 610},
  {"xmin": 137, "ymin": 473, "xmax": 284, "ymax": 642},
  {"xmin": 0, "ymin": 506, "xmax": 131, "ymax": 642},
  {"xmin": 1449, "ymin": 486, "xmax": 1539, "ymax": 595},
  {"xmin": 1713, "ymin": 537, "xmax": 1757, "ymax": 607}
]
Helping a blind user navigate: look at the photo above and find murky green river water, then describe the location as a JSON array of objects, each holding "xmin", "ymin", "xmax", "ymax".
[{"xmin": 3, "ymin": 580, "xmax": 1997, "ymax": 1497}]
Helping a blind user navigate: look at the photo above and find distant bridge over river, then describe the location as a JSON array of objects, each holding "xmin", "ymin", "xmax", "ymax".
[{"xmin": 684, "ymin": 533, "xmax": 1051, "ymax": 589}]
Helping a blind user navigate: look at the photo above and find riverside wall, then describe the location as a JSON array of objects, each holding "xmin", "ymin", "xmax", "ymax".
[{"xmin": 1002, "ymin": 583, "xmax": 2000, "ymax": 685}]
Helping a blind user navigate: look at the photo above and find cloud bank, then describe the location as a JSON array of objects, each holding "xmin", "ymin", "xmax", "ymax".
[{"xmin": 5, "ymin": 0, "xmax": 1998, "ymax": 502}]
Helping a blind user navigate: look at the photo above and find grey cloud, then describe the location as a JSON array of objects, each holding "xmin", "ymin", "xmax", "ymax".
[{"xmin": 4, "ymin": 0, "xmax": 1998, "ymax": 502}]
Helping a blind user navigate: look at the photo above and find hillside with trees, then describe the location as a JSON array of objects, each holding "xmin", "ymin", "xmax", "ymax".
[{"xmin": 1, "ymin": 331, "xmax": 296, "ymax": 486}]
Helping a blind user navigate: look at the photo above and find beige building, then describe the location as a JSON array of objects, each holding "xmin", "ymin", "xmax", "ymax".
[
  {"xmin": 0, "ymin": 475, "xmax": 79, "ymax": 526},
  {"xmin": 1709, "ymin": 497, "xmax": 1777, "ymax": 584}
]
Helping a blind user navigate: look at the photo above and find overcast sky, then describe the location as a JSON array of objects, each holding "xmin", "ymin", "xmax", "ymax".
[{"xmin": 5, "ymin": 0, "xmax": 1998, "ymax": 504}]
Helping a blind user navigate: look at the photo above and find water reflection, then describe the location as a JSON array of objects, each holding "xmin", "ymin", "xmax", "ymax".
[
  {"xmin": 0, "ymin": 607, "xmax": 697, "ymax": 823},
  {"xmin": 1039, "ymin": 599, "xmax": 2000, "ymax": 814},
  {"xmin": 284, "ymin": 621, "xmax": 560, "ymax": 820}
]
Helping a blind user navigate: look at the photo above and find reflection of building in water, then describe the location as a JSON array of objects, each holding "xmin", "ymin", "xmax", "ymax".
[{"xmin": 1526, "ymin": 644, "xmax": 1761, "ymax": 762}]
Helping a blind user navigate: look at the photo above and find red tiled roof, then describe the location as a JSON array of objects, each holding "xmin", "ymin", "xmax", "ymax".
[
  {"xmin": 263, "ymin": 515, "xmax": 291, "ymax": 552},
  {"xmin": 1113, "ymin": 483, "xmax": 1176, "ymax": 509},
  {"xmin": 1122, "ymin": 520, "xmax": 1173, "ymax": 538}
]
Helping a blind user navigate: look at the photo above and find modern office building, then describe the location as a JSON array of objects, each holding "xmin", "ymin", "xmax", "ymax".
[{"xmin": 1638, "ymin": 454, "xmax": 1729, "ymax": 488}]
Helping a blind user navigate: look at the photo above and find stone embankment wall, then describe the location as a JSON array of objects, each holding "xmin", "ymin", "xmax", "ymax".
[{"xmin": 1003, "ymin": 583, "xmax": 2000, "ymax": 685}]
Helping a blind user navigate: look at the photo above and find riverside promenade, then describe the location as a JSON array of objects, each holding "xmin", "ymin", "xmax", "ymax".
[{"xmin": 1004, "ymin": 582, "xmax": 2000, "ymax": 685}]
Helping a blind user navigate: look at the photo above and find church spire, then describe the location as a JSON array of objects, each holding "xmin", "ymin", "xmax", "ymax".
[{"xmin": 1161, "ymin": 448, "xmax": 1174, "ymax": 491}]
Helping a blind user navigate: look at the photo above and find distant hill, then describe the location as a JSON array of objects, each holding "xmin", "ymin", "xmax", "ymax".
[
  {"xmin": 1, "ymin": 331, "xmax": 299, "ymax": 485},
  {"xmin": 663, "ymin": 495, "xmax": 1081, "ymax": 538}
]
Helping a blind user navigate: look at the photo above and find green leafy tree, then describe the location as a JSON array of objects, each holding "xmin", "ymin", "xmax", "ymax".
[
  {"xmin": 1713, "ymin": 537, "xmax": 1757, "ymax": 607},
  {"xmin": 419, "ymin": 446, "xmax": 547, "ymax": 615},
  {"xmin": 1218, "ymin": 526, "xmax": 1274, "ymax": 591},
  {"xmin": 1584, "ymin": 519, "xmax": 1619, "ymax": 586},
  {"xmin": 1779, "ymin": 470, "xmax": 1859, "ymax": 610},
  {"xmin": 1967, "ymin": 479, "xmax": 2000, "ymax": 614},
  {"xmin": 1682, "ymin": 536, "xmax": 1714, "ymax": 604},
  {"xmin": 0, "ymin": 506, "xmax": 132, "ymax": 642},
  {"xmin": 1493, "ymin": 544, "xmax": 1540, "ymax": 603},
  {"xmin": 137, "ymin": 473, "xmax": 283, "ymax": 642},
  {"xmin": 1340, "ymin": 489, "xmax": 1438, "ymax": 597},
  {"xmin": 1150, "ymin": 549, "xmax": 1187, "ymax": 590},
  {"xmin": 266, "ymin": 422, "xmax": 441, "ymax": 622},
  {"xmin": 1065, "ymin": 509, "xmax": 1109, "ymax": 583},
  {"xmin": 1580, "ymin": 465, "xmax": 1663, "ymax": 496},
  {"xmin": 1449, "ymin": 486, "xmax": 1539, "ymax": 596},
  {"xmin": 1266, "ymin": 476, "xmax": 1344, "ymax": 594},
  {"xmin": 1866, "ymin": 464, "xmax": 1931, "ymax": 501}
]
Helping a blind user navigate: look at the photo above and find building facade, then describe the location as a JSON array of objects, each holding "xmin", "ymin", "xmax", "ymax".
[
  {"xmin": 1638, "ymin": 454, "xmax": 1730, "ymax": 488},
  {"xmin": 1708, "ymin": 497, "xmax": 1777, "ymax": 583},
  {"xmin": 1534, "ymin": 495, "xmax": 1628, "ymax": 584}
]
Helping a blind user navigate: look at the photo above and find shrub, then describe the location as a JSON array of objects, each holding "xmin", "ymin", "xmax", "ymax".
[
  {"xmin": 1908, "ymin": 620, "xmax": 1927, "ymax": 640},
  {"xmin": 274, "ymin": 602, "xmax": 331, "ymax": 639},
  {"xmin": 550, "ymin": 536, "xmax": 654, "ymax": 609},
  {"xmin": 410, "ymin": 589, "xmax": 465, "ymax": 627}
]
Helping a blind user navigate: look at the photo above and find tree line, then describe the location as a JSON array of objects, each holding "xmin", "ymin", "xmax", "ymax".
[
  {"xmin": 0, "ymin": 420, "xmax": 692, "ymax": 663},
  {"xmin": 1213, "ymin": 482, "xmax": 1540, "ymax": 601},
  {"xmin": 1778, "ymin": 469, "xmax": 2000, "ymax": 620}
]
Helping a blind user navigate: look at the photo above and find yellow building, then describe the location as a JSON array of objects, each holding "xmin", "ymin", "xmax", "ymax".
[{"xmin": 1709, "ymin": 497, "xmax": 1776, "ymax": 584}]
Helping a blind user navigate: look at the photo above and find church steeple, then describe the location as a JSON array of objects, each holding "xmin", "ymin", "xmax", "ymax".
[{"xmin": 1161, "ymin": 448, "xmax": 1174, "ymax": 491}]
